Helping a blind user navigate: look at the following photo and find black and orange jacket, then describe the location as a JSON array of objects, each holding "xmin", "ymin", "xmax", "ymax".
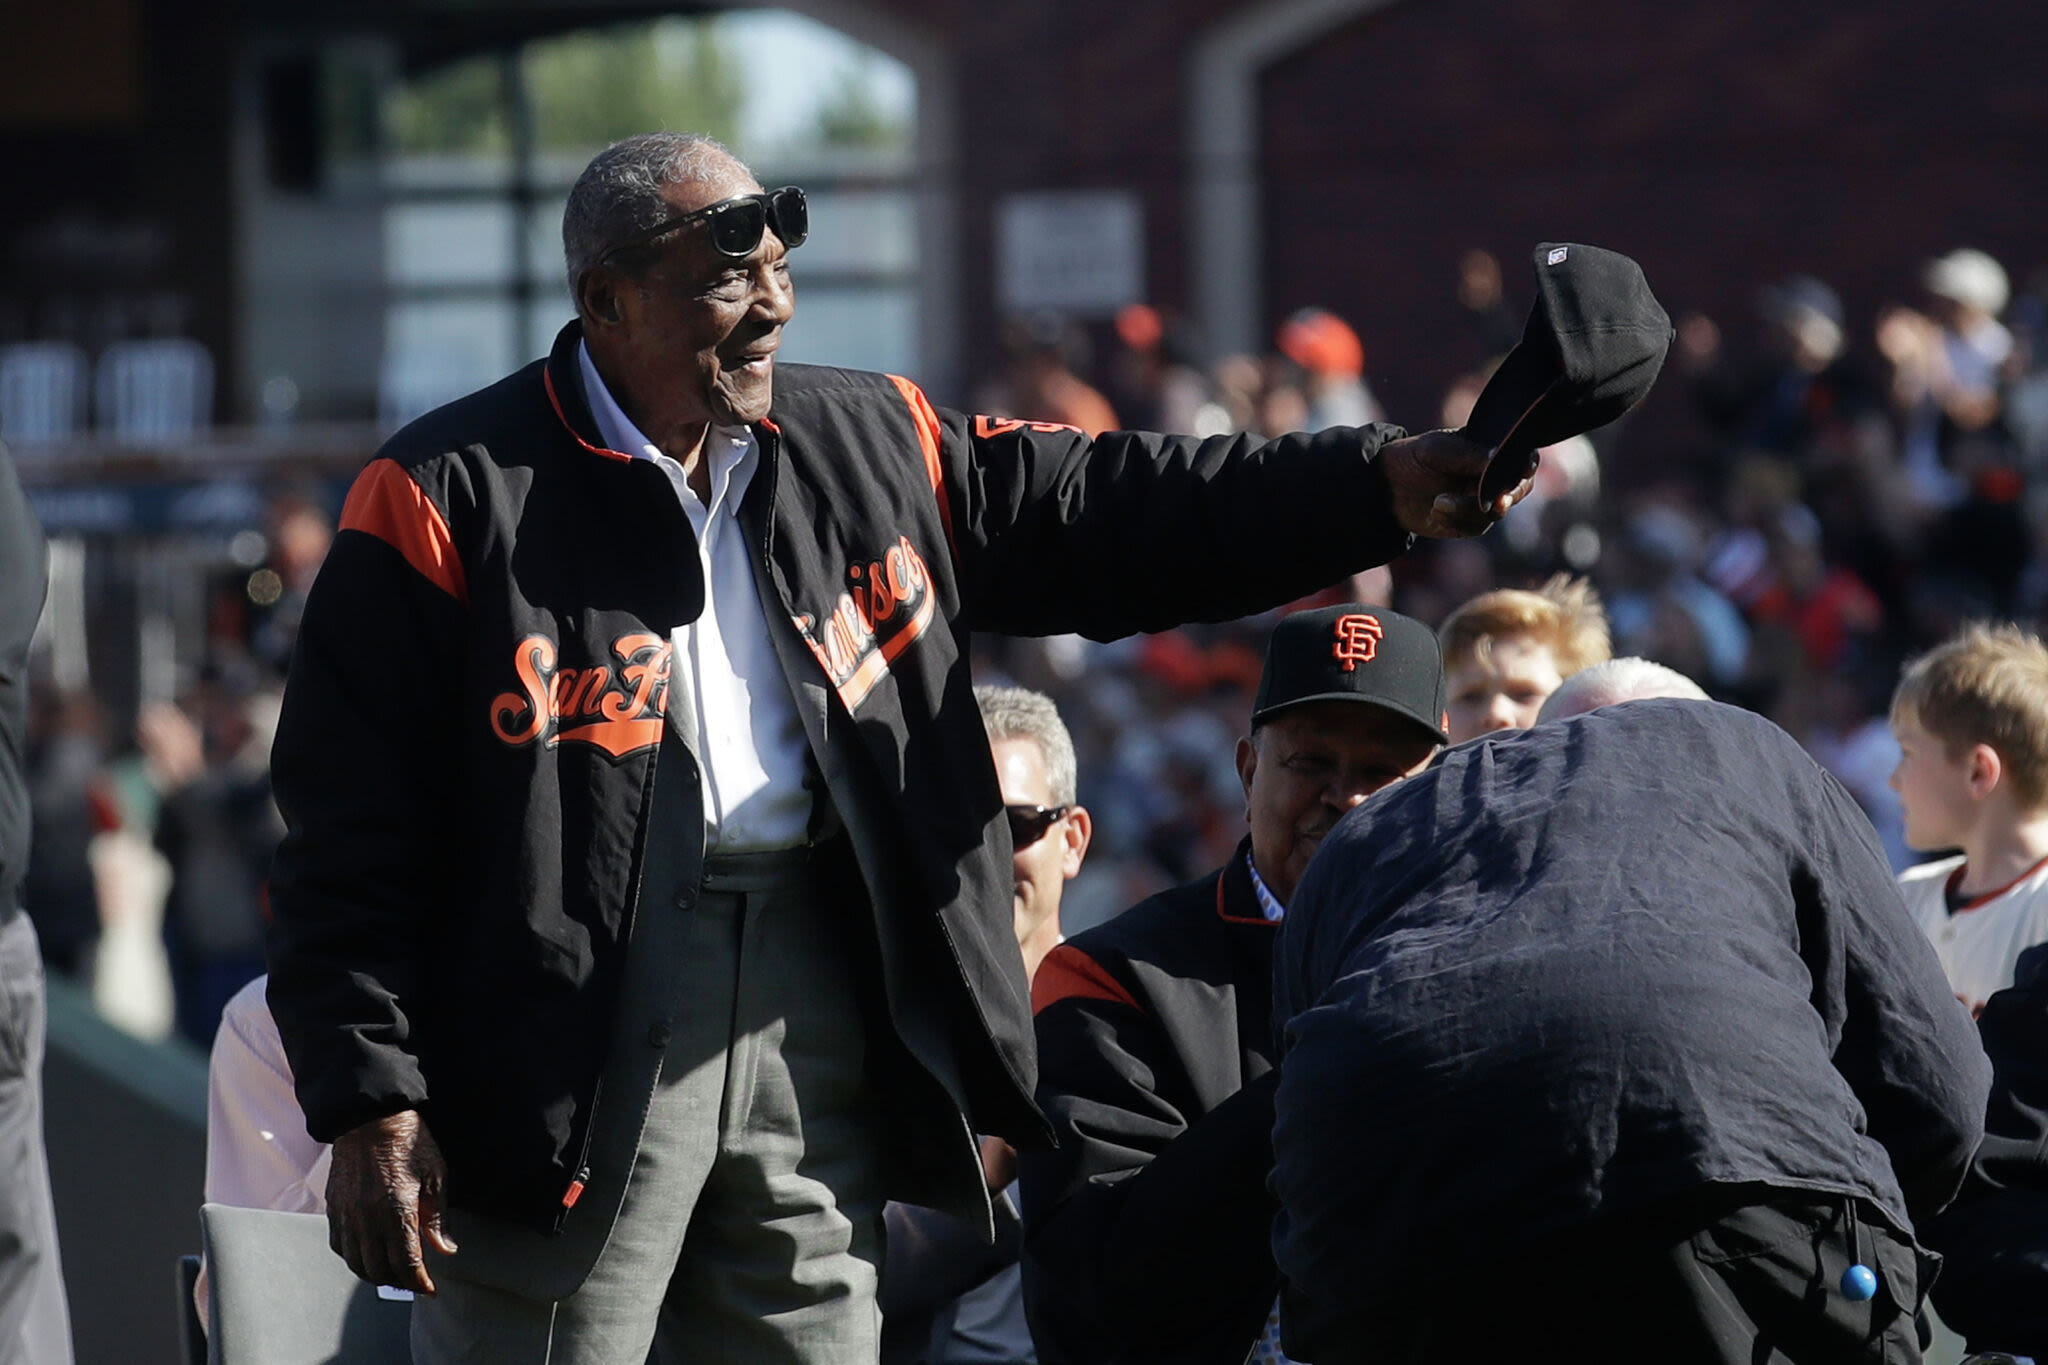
[
  {"xmin": 1018, "ymin": 844, "xmax": 1284, "ymax": 1365},
  {"xmin": 267, "ymin": 321, "xmax": 1412, "ymax": 1233}
]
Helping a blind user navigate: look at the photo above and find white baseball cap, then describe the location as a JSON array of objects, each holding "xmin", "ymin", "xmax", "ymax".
[{"xmin": 1923, "ymin": 248, "xmax": 2010, "ymax": 315}]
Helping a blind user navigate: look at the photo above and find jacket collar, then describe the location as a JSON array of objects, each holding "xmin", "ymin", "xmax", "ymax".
[
  {"xmin": 543, "ymin": 319, "xmax": 786, "ymax": 472},
  {"xmin": 543, "ymin": 320, "xmax": 636, "ymax": 463},
  {"xmin": 1216, "ymin": 837, "xmax": 1273, "ymax": 927}
]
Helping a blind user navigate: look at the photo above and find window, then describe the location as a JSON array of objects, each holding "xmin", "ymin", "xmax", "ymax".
[{"xmin": 379, "ymin": 12, "xmax": 919, "ymax": 426}]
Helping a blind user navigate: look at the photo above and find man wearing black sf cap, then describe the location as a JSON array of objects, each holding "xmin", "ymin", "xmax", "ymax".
[{"xmin": 1020, "ymin": 604, "xmax": 1446, "ymax": 1365}]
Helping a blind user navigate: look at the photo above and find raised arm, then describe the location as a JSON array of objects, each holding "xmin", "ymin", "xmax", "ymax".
[{"xmin": 932, "ymin": 403, "xmax": 1518, "ymax": 639}]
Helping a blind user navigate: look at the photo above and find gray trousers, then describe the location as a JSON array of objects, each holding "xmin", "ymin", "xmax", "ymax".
[
  {"xmin": 414, "ymin": 848, "xmax": 885, "ymax": 1365},
  {"xmin": 0, "ymin": 911, "xmax": 73, "ymax": 1365}
]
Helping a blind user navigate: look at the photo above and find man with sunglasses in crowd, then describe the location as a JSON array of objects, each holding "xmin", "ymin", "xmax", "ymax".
[
  {"xmin": 883, "ymin": 685, "xmax": 1091, "ymax": 1365},
  {"xmin": 265, "ymin": 130, "xmax": 1526, "ymax": 1365},
  {"xmin": 1020, "ymin": 604, "xmax": 1447, "ymax": 1365}
]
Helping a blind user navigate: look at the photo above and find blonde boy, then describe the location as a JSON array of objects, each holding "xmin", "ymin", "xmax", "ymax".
[
  {"xmin": 1438, "ymin": 575, "xmax": 1610, "ymax": 744},
  {"xmin": 1889, "ymin": 622, "xmax": 2048, "ymax": 1015}
]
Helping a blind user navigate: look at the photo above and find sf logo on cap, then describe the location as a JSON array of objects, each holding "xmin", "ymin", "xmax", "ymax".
[{"xmin": 1331, "ymin": 613, "xmax": 1383, "ymax": 671}]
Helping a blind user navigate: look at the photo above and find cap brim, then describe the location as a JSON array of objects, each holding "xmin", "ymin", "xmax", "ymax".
[
  {"xmin": 1251, "ymin": 692, "xmax": 1450, "ymax": 746},
  {"xmin": 1460, "ymin": 242, "xmax": 1674, "ymax": 505},
  {"xmin": 1461, "ymin": 347, "xmax": 1562, "ymax": 504}
]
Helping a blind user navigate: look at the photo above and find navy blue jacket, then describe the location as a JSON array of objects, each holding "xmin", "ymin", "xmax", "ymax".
[{"xmin": 1273, "ymin": 701, "xmax": 1989, "ymax": 1323}]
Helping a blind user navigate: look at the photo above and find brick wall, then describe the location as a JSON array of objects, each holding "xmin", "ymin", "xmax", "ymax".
[
  {"xmin": 877, "ymin": 0, "xmax": 2046, "ymax": 437},
  {"xmin": 1257, "ymin": 0, "xmax": 2048, "ymax": 445}
]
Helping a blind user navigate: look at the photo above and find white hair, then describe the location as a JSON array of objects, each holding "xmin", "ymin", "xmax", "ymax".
[
  {"xmin": 1536, "ymin": 657, "xmax": 1708, "ymax": 723},
  {"xmin": 975, "ymin": 685, "xmax": 1079, "ymax": 806},
  {"xmin": 561, "ymin": 132, "xmax": 750, "ymax": 294}
]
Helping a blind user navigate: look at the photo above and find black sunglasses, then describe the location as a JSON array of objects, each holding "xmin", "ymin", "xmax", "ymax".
[
  {"xmin": 1005, "ymin": 803, "xmax": 1071, "ymax": 849},
  {"xmin": 600, "ymin": 186, "xmax": 809, "ymax": 267}
]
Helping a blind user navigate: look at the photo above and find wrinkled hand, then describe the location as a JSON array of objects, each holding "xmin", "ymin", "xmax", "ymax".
[
  {"xmin": 1378, "ymin": 429, "xmax": 1534, "ymax": 538},
  {"xmin": 327, "ymin": 1110, "xmax": 456, "ymax": 1295}
]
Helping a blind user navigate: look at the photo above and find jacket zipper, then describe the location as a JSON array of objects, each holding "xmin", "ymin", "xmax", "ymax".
[{"xmin": 554, "ymin": 1076, "xmax": 603, "ymax": 1229}]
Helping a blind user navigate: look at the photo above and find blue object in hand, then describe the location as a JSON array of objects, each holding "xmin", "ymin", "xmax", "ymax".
[{"xmin": 1840, "ymin": 1264, "xmax": 1878, "ymax": 1301}]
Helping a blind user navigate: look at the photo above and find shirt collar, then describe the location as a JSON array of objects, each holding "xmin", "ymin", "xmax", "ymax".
[
  {"xmin": 577, "ymin": 340, "xmax": 755, "ymax": 508},
  {"xmin": 1245, "ymin": 850, "xmax": 1286, "ymax": 923}
]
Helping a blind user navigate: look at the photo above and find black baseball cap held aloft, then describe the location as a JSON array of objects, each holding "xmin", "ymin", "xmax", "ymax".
[
  {"xmin": 1252, "ymin": 604, "xmax": 1448, "ymax": 745},
  {"xmin": 1462, "ymin": 242, "xmax": 1675, "ymax": 502}
]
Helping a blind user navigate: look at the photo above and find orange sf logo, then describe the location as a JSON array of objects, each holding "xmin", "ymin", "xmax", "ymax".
[
  {"xmin": 972, "ymin": 415, "xmax": 1082, "ymax": 439},
  {"xmin": 490, "ymin": 631, "xmax": 671, "ymax": 759},
  {"xmin": 795, "ymin": 535, "xmax": 939, "ymax": 714},
  {"xmin": 1331, "ymin": 614, "xmax": 1383, "ymax": 671}
]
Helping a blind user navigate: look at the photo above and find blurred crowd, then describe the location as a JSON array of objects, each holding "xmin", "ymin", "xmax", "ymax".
[
  {"xmin": 16, "ymin": 240, "xmax": 2047, "ymax": 1040},
  {"xmin": 972, "ymin": 244, "xmax": 2048, "ymax": 931},
  {"xmin": 19, "ymin": 493, "xmax": 328, "ymax": 1046}
]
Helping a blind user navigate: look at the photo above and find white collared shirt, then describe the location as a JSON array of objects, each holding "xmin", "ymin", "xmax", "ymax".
[{"xmin": 579, "ymin": 342, "xmax": 813, "ymax": 851}]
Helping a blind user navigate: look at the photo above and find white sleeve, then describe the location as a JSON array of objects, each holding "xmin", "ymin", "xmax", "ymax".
[{"xmin": 204, "ymin": 975, "xmax": 332, "ymax": 1213}]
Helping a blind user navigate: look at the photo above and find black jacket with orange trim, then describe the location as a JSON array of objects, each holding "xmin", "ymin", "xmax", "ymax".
[
  {"xmin": 267, "ymin": 320, "xmax": 1414, "ymax": 1233},
  {"xmin": 1018, "ymin": 843, "xmax": 1283, "ymax": 1365}
]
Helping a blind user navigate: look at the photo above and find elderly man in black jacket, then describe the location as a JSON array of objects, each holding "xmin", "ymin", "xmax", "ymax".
[
  {"xmin": 265, "ymin": 129, "xmax": 1524, "ymax": 1365},
  {"xmin": 1273, "ymin": 700, "xmax": 1991, "ymax": 1364}
]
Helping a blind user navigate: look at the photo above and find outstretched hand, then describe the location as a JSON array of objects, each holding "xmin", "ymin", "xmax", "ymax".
[
  {"xmin": 1377, "ymin": 429, "xmax": 1536, "ymax": 538},
  {"xmin": 327, "ymin": 1109, "xmax": 457, "ymax": 1295}
]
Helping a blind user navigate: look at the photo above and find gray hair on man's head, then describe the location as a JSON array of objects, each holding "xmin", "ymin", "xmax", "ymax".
[
  {"xmin": 1536, "ymin": 656, "xmax": 1709, "ymax": 723},
  {"xmin": 562, "ymin": 132, "xmax": 752, "ymax": 294},
  {"xmin": 975, "ymin": 685, "xmax": 1079, "ymax": 806}
]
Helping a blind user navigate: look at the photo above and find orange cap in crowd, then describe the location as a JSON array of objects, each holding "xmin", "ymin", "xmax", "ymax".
[{"xmin": 1276, "ymin": 308, "xmax": 1365, "ymax": 378}]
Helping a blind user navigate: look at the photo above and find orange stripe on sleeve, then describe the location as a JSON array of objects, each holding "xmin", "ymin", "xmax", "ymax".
[
  {"xmin": 339, "ymin": 459, "xmax": 470, "ymax": 605},
  {"xmin": 1032, "ymin": 943, "xmax": 1142, "ymax": 1016},
  {"xmin": 887, "ymin": 374, "xmax": 958, "ymax": 567}
]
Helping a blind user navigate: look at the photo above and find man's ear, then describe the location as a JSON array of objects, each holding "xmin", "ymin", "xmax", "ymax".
[
  {"xmin": 1060, "ymin": 805, "xmax": 1092, "ymax": 880},
  {"xmin": 1235, "ymin": 734, "xmax": 1259, "ymax": 813},
  {"xmin": 577, "ymin": 268, "xmax": 626, "ymax": 328}
]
